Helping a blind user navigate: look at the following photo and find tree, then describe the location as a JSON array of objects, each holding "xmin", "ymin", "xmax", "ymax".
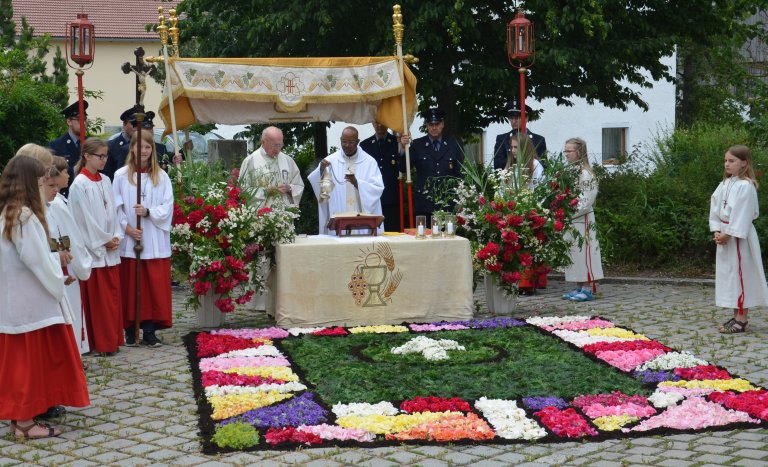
[
  {"xmin": 174, "ymin": 0, "xmax": 768, "ymax": 141},
  {"xmin": 0, "ymin": 0, "xmax": 69, "ymax": 165}
]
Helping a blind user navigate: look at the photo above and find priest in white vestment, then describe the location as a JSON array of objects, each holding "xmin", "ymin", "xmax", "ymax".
[
  {"xmin": 238, "ymin": 126, "xmax": 304, "ymax": 208},
  {"xmin": 308, "ymin": 126, "xmax": 384, "ymax": 235},
  {"xmin": 238, "ymin": 126, "xmax": 305, "ymax": 315}
]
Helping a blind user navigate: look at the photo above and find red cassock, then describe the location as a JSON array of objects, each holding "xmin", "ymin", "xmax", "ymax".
[
  {"xmin": 0, "ymin": 324, "xmax": 89, "ymax": 419},
  {"xmin": 119, "ymin": 257, "xmax": 172, "ymax": 329},
  {"xmin": 81, "ymin": 265, "xmax": 124, "ymax": 352}
]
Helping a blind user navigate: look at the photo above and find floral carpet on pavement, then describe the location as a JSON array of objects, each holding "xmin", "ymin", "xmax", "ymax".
[{"xmin": 184, "ymin": 315, "xmax": 768, "ymax": 452}]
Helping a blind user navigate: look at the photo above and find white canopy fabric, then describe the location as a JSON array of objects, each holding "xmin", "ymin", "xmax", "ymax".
[{"xmin": 158, "ymin": 56, "xmax": 417, "ymax": 134}]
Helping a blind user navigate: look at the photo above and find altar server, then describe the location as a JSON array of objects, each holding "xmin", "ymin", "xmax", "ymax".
[
  {"xmin": 69, "ymin": 138, "xmax": 124, "ymax": 355},
  {"xmin": 710, "ymin": 145, "xmax": 768, "ymax": 333},
  {"xmin": 0, "ymin": 155, "xmax": 89, "ymax": 439},
  {"xmin": 561, "ymin": 137, "xmax": 603, "ymax": 302},
  {"xmin": 114, "ymin": 130, "xmax": 174, "ymax": 347},
  {"xmin": 308, "ymin": 126, "xmax": 384, "ymax": 235},
  {"xmin": 43, "ymin": 166, "xmax": 93, "ymax": 354}
]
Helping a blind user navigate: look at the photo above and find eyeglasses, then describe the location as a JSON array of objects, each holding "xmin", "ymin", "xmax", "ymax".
[
  {"xmin": 267, "ymin": 142, "xmax": 284, "ymax": 149},
  {"xmin": 340, "ymin": 139, "xmax": 359, "ymax": 146},
  {"xmin": 88, "ymin": 152, "xmax": 109, "ymax": 161}
]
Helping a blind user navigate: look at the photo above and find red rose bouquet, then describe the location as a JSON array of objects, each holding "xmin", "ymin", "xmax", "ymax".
[
  {"xmin": 454, "ymin": 159, "xmax": 581, "ymax": 296},
  {"xmin": 171, "ymin": 168, "xmax": 299, "ymax": 312}
]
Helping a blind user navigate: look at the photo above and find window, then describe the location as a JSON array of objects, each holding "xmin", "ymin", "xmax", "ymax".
[{"xmin": 602, "ymin": 127, "xmax": 627, "ymax": 164}]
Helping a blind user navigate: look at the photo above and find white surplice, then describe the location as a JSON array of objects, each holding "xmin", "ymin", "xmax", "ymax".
[
  {"xmin": 238, "ymin": 147, "xmax": 304, "ymax": 208},
  {"xmin": 112, "ymin": 168, "xmax": 174, "ymax": 260},
  {"xmin": 308, "ymin": 148, "xmax": 384, "ymax": 235},
  {"xmin": 709, "ymin": 176, "xmax": 768, "ymax": 309},
  {"xmin": 69, "ymin": 173, "xmax": 122, "ymax": 267},
  {"xmin": 0, "ymin": 208, "xmax": 68, "ymax": 334},
  {"xmin": 47, "ymin": 195, "xmax": 93, "ymax": 353},
  {"xmin": 563, "ymin": 168, "xmax": 604, "ymax": 283}
]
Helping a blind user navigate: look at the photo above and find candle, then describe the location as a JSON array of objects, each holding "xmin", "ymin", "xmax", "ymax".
[
  {"xmin": 417, "ymin": 224, "xmax": 424, "ymax": 236},
  {"xmin": 447, "ymin": 221, "xmax": 454, "ymax": 234},
  {"xmin": 433, "ymin": 224, "xmax": 440, "ymax": 236}
]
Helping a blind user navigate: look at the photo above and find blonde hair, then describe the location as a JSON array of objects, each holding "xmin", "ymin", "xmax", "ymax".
[
  {"xmin": 74, "ymin": 137, "xmax": 108, "ymax": 174},
  {"xmin": 564, "ymin": 137, "xmax": 593, "ymax": 174},
  {"xmin": 725, "ymin": 144, "xmax": 758, "ymax": 188},
  {"xmin": 51, "ymin": 156, "xmax": 68, "ymax": 174},
  {"xmin": 126, "ymin": 130, "xmax": 160, "ymax": 186},
  {"xmin": 505, "ymin": 134, "xmax": 538, "ymax": 176},
  {"xmin": 14, "ymin": 143, "xmax": 53, "ymax": 167},
  {"xmin": 0, "ymin": 155, "xmax": 49, "ymax": 241}
]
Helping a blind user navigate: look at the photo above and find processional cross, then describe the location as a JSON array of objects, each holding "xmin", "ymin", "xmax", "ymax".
[{"xmin": 121, "ymin": 46, "xmax": 158, "ymax": 345}]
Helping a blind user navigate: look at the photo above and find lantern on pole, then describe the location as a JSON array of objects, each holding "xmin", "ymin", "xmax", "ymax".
[
  {"xmin": 65, "ymin": 13, "xmax": 95, "ymax": 148},
  {"xmin": 507, "ymin": 10, "xmax": 535, "ymax": 134}
]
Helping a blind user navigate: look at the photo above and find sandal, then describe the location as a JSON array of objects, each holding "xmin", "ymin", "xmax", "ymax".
[
  {"xmin": 722, "ymin": 318, "xmax": 736, "ymax": 328},
  {"xmin": 719, "ymin": 320, "xmax": 748, "ymax": 334},
  {"xmin": 10, "ymin": 421, "xmax": 61, "ymax": 439}
]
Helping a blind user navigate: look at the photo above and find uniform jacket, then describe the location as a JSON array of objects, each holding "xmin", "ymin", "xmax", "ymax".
[
  {"xmin": 360, "ymin": 133, "xmax": 401, "ymax": 206},
  {"xmin": 492, "ymin": 129, "xmax": 547, "ymax": 170},
  {"xmin": 402, "ymin": 135, "xmax": 464, "ymax": 214}
]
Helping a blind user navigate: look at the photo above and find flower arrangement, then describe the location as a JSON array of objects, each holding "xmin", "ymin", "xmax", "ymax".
[
  {"xmin": 453, "ymin": 160, "xmax": 582, "ymax": 296},
  {"xmin": 171, "ymin": 167, "xmax": 299, "ymax": 312}
]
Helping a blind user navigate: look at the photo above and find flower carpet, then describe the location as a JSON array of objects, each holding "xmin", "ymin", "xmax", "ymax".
[{"xmin": 184, "ymin": 315, "xmax": 768, "ymax": 452}]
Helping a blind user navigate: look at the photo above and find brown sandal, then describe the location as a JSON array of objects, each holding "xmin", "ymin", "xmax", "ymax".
[
  {"xmin": 719, "ymin": 320, "xmax": 748, "ymax": 334},
  {"xmin": 10, "ymin": 420, "xmax": 61, "ymax": 439}
]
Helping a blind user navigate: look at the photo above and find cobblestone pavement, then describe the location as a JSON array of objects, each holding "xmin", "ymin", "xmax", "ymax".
[{"xmin": 3, "ymin": 277, "xmax": 768, "ymax": 467}]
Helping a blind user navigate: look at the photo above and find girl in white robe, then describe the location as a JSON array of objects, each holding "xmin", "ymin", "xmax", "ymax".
[
  {"xmin": 43, "ymin": 166, "xmax": 93, "ymax": 354},
  {"xmin": 113, "ymin": 130, "xmax": 174, "ymax": 347},
  {"xmin": 69, "ymin": 138, "xmax": 124, "ymax": 355},
  {"xmin": 0, "ymin": 155, "xmax": 89, "ymax": 438},
  {"xmin": 562, "ymin": 137, "xmax": 604, "ymax": 302},
  {"xmin": 709, "ymin": 145, "xmax": 768, "ymax": 333}
]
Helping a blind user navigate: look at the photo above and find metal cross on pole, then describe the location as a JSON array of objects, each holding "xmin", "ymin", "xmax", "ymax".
[{"xmin": 121, "ymin": 46, "xmax": 157, "ymax": 345}]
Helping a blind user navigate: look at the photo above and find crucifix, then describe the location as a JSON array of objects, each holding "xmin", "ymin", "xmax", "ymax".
[{"xmin": 121, "ymin": 47, "xmax": 157, "ymax": 345}]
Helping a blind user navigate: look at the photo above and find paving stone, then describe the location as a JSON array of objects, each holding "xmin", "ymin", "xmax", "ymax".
[
  {"xmin": 654, "ymin": 460, "xmax": 696, "ymax": 467},
  {"xmin": 442, "ymin": 452, "xmax": 481, "ymax": 465},
  {"xmin": 732, "ymin": 448, "xmax": 768, "ymax": 459},
  {"xmin": 694, "ymin": 453, "xmax": 736, "ymax": 464},
  {"xmin": 733, "ymin": 460, "xmax": 768, "ymax": 467},
  {"xmin": 381, "ymin": 450, "xmax": 422, "ymax": 464}
]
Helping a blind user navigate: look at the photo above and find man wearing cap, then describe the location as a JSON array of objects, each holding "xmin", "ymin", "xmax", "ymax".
[
  {"xmin": 493, "ymin": 99, "xmax": 547, "ymax": 170},
  {"xmin": 106, "ymin": 111, "xmax": 179, "ymax": 177},
  {"xmin": 48, "ymin": 101, "xmax": 89, "ymax": 194},
  {"xmin": 360, "ymin": 122, "xmax": 401, "ymax": 232},
  {"xmin": 399, "ymin": 108, "xmax": 464, "ymax": 225},
  {"xmin": 103, "ymin": 107, "xmax": 136, "ymax": 180}
]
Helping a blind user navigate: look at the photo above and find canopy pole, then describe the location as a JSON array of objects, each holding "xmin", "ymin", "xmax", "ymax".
[
  {"xmin": 393, "ymin": 5, "xmax": 414, "ymax": 228},
  {"xmin": 158, "ymin": 8, "xmax": 182, "ymax": 183}
]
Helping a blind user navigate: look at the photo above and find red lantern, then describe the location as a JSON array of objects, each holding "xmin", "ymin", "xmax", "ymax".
[
  {"xmin": 506, "ymin": 10, "xmax": 535, "ymax": 135},
  {"xmin": 66, "ymin": 14, "xmax": 95, "ymax": 68},
  {"xmin": 507, "ymin": 11, "xmax": 535, "ymax": 66}
]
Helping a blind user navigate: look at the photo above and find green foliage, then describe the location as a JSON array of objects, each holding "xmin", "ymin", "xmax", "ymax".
[
  {"xmin": 211, "ymin": 422, "xmax": 260, "ymax": 449},
  {"xmin": 173, "ymin": 0, "xmax": 762, "ymax": 140},
  {"xmin": 279, "ymin": 327, "xmax": 649, "ymax": 403},
  {"xmin": 289, "ymin": 143, "xmax": 319, "ymax": 235},
  {"xmin": 594, "ymin": 123, "xmax": 768, "ymax": 268},
  {"xmin": 0, "ymin": 0, "xmax": 69, "ymax": 165}
]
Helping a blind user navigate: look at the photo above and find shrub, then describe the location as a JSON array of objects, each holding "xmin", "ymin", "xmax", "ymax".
[{"xmin": 594, "ymin": 123, "xmax": 768, "ymax": 270}]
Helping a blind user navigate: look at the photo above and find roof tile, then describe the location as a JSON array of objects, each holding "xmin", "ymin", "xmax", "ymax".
[{"xmin": 12, "ymin": 1, "xmax": 182, "ymax": 40}]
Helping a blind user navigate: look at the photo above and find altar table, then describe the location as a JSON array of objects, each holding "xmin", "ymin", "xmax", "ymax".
[{"xmin": 274, "ymin": 235, "xmax": 474, "ymax": 327}]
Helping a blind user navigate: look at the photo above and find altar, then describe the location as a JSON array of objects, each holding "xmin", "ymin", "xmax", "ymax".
[{"xmin": 274, "ymin": 235, "xmax": 474, "ymax": 327}]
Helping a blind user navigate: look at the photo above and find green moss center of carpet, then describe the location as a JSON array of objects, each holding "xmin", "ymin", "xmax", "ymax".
[{"xmin": 278, "ymin": 327, "xmax": 650, "ymax": 403}]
